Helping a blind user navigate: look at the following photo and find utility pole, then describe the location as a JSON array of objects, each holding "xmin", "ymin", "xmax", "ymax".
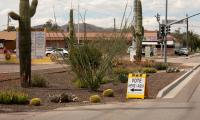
[
  {"xmin": 7, "ymin": 15, "xmax": 10, "ymax": 31},
  {"xmin": 186, "ymin": 14, "xmax": 189, "ymax": 49},
  {"xmin": 114, "ymin": 18, "xmax": 116, "ymax": 32},
  {"xmin": 155, "ymin": 13, "xmax": 163, "ymax": 57},
  {"xmin": 164, "ymin": 0, "xmax": 168, "ymax": 63}
]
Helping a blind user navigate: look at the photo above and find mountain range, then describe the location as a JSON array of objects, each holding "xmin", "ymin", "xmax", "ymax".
[{"xmin": 33, "ymin": 23, "xmax": 117, "ymax": 32}]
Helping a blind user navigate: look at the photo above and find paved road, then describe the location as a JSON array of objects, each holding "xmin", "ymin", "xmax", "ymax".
[
  {"xmin": 0, "ymin": 64, "xmax": 68, "ymax": 73},
  {"xmin": 155, "ymin": 53, "xmax": 200, "ymax": 66}
]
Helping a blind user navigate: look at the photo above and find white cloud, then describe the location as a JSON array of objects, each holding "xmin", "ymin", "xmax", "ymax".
[{"xmin": 0, "ymin": 0, "xmax": 200, "ymax": 34}]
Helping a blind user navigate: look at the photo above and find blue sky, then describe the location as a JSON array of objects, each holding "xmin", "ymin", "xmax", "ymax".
[{"xmin": 0, "ymin": 0, "xmax": 200, "ymax": 34}]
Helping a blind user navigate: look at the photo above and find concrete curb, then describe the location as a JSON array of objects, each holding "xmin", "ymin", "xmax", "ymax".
[{"xmin": 157, "ymin": 64, "xmax": 200, "ymax": 98}]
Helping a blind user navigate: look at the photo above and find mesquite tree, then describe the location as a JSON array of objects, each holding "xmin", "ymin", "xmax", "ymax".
[
  {"xmin": 134, "ymin": 0, "xmax": 144, "ymax": 62},
  {"xmin": 9, "ymin": 0, "xmax": 38, "ymax": 87}
]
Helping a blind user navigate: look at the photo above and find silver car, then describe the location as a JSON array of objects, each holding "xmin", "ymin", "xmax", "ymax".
[
  {"xmin": 177, "ymin": 48, "xmax": 189, "ymax": 56},
  {"xmin": 46, "ymin": 48, "xmax": 69, "ymax": 57}
]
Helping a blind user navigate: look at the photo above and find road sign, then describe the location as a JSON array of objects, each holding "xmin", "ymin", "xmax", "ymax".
[
  {"xmin": 130, "ymin": 49, "xmax": 136, "ymax": 62},
  {"xmin": 16, "ymin": 31, "xmax": 46, "ymax": 58},
  {"xmin": 162, "ymin": 19, "xmax": 185, "ymax": 24},
  {"xmin": 126, "ymin": 74, "xmax": 147, "ymax": 99},
  {"xmin": 145, "ymin": 46, "xmax": 151, "ymax": 58}
]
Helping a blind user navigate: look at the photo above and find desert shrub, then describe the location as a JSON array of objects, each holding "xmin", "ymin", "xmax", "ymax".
[
  {"xmin": 68, "ymin": 44, "xmax": 106, "ymax": 91},
  {"xmin": 114, "ymin": 68, "xmax": 129, "ymax": 75},
  {"xmin": 100, "ymin": 79, "xmax": 111, "ymax": 84},
  {"xmin": 30, "ymin": 98, "xmax": 41, "ymax": 106},
  {"xmin": 5, "ymin": 53, "xmax": 11, "ymax": 61},
  {"xmin": 0, "ymin": 90, "xmax": 28, "ymax": 105},
  {"xmin": 89, "ymin": 95, "xmax": 101, "ymax": 103},
  {"xmin": 118, "ymin": 73, "xmax": 128, "ymax": 83},
  {"xmin": 50, "ymin": 54, "xmax": 58, "ymax": 62},
  {"xmin": 140, "ymin": 60, "xmax": 155, "ymax": 67},
  {"xmin": 103, "ymin": 89, "xmax": 114, "ymax": 97},
  {"xmin": 74, "ymin": 79, "xmax": 88, "ymax": 88},
  {"xmin": 66, "ymin": 19, "xmax": 128, "ymax": 91},
  {"xmin": 141, "ymin": 68, "xmax": 157, "ymax": 73},
  {"xmin": 153, "ymin": 62, "xmax": 168, "ymax": 70},
  {"xmin": 166, "ymin": 67, "xmax": 180, "ymax": 73},
  {"xmin": 114, "ymin": 68, "xmax": 129, "ymax": 83},
  {"xmin": 31, "ymin": 74, "xmax": 47, "ymax": 87}
]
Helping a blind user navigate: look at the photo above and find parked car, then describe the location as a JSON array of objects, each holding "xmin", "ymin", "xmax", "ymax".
[
  {"xmin": 45, "ymin": 48, "xmax": 69, "ymax": 57},
  {"xmin": 175, "ymin": 48, "xmax": 189, "ymax": 56}
]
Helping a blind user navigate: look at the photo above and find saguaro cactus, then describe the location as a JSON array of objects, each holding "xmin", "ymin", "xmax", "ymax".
[
  {"xmin": 135, "ymin": 0, "xmax": 143, "ymax": 62},
  {"xmin": 9, "ymin": 0, "xmax": 38, "ymax": 87},
  {"xmin": 69, "ymin": 9, "xmax": 75, "ymax": 44}
]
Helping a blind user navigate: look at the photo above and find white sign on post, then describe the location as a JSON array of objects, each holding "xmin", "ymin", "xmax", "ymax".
[
  {"xmin": 16, "ymin": 31, "xmax": 46, "ymax": 58},
  {"xmin": 126, "ymin": 74, "xmax": 147, "ymax": 99},
  {"xmin": 130, "ymin": 49, "xmax": 136, "ymax": 62},
  {"xmin": 145, "ymin": 46, "xmax": 151, "ymax": 58}
]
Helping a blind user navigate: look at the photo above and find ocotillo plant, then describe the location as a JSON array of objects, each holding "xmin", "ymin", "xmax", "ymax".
[
  {"xmin": 135, "ymin": 0, "xmax": 143, "ymax": 62},
  {"xmin": 9, "ymin": 0, "xmax": 38, "ymax": 87}
]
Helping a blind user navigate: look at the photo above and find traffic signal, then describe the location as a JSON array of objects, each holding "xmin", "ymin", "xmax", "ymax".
[
  {"xmin": 166, "ymin": 25, "xmax": 171, "ymax": 34},
  {"xmin": 160, "ymin": 24, "xmax": 165, "ymax": 36}
]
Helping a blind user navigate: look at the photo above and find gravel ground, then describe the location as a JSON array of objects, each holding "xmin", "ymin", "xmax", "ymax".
[{"xmin": 0, "ymin": 66, "xmax": 187, "ymax": 112}]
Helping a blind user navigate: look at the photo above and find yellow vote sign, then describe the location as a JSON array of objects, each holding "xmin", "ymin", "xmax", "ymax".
[{"xmin": 126, "ymin": 73, "xmax": 148, "ymax": 99}]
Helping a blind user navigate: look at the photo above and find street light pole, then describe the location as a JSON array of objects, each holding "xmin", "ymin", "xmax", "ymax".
[
  {"xmin": 155, "ymin": 13, "xmax": 163, "ymax": 57},
  {"xmin": 164, "ymin": 0, "xmax": 168, "ymax": 63},
  {"xmin": 186, "ymin": 14, "xmax": 189, "ymax": 49}
]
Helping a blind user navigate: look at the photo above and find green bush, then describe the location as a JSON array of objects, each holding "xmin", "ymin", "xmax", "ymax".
[
  {"xmin": 89, "ymin": 95, "xmax": 101, "ymax": 103},
  {"xmin": 69, "ymin": 45, "xmax": 104, "ymax": 90},
  {"xmin": 31, "ymin": 74, "xmax": 47, "ymax": 87},
  {"xmin": 114, "ymin": 68, "xmax": 129, "ymax": 83},
  {"xmin": 103, "ymin": 89, "xmax": 114, "ymax": 97},
  {"xmin": 118, "ymin": 73, "xmax": 128, "ymax": 83},
  {"xmin": 140, "ymin": 60, "xmax": 155, "ymax": 67},
  {"xmin": 74, "ymin": 79, "xmax": 88, "ymax": 88},
  {"xmin": 0, "ymin": 90, "xmax": 28, "ymax": 105},
  {"xmin": 100, "ymin": 79, "xmax": 111, "ymax": 84},
  {"xmin": 114, "ymin": 68, "xmax": 129, "ymax": 75},
  {"xmin": 30, "ymin": 98, "xmax": 41, "ymax": 106},
  {"xmin": 141, "ymin": 68, "xmax": 157, "ymax": 73},
  {"xmin": 153, "ymin": 62, "xmax": 168, "ymax": 70}
]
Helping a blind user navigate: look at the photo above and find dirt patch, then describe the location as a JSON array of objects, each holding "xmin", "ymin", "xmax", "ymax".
[{"xmin": 0, "ymin": 66, "xmax": 187, "ymax": 113}]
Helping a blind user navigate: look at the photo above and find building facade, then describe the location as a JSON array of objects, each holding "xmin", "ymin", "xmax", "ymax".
[{"xmin": 0, "ymin": 30, "xmax": 175, "ymax": 55}]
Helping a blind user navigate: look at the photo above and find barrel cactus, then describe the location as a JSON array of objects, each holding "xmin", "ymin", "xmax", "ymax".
[{"xmin": 8, "ymin": 0, "xmax": 38, "ymax": 87}]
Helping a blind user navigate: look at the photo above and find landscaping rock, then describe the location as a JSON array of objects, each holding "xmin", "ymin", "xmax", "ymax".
[{"xmin": 50, "ymin": 93, "xmax": 79, "ymax": 103}]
